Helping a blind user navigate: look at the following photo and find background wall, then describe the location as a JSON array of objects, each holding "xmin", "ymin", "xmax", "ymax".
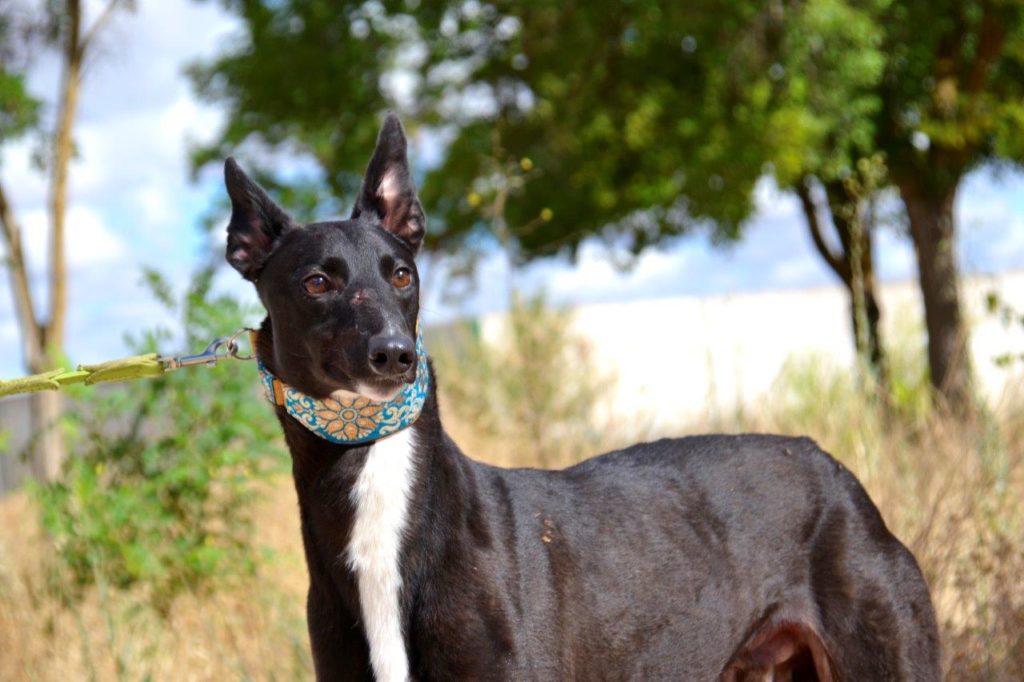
[{"xmin": 480, "ymin": 269, "xmax": 1024, "ymax": 429}]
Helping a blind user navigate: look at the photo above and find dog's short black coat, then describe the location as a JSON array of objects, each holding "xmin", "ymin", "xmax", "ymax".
[{"xmin": 225, "ymin": 113, "xmax": 941, "ymax": 681}]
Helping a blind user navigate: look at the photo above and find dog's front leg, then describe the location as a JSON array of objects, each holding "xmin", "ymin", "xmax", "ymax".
[{"xmin": 307, "ymin": 584, "xmax": 373, "ymax": 681}]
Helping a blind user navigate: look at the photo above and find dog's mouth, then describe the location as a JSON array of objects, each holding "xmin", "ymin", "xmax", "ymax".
[
  {"xmin": 350, "ymin": 379, "xmax": 406, "ymax": 402},
  {"xmin": 320, "ymin": 360, "xmax": 416, "ymax": 402}
]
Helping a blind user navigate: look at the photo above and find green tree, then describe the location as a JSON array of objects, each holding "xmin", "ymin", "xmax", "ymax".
[
  {"xmin": 191, "ymin": 0, "xmax": 1024, "ymax": 416},
  {"xmin": 0, "ymin": 0, "xmax": 135, "ymax": 480},
  {"xmin": 418, "ymin": 0, "xmax": 1024, "ymax": 415},
  {"xmin": 191, "ymin": 0, "xmax": 891, "ymax": 386},
  {"xmin": 188, "ymin": 0, "xmax": 415, "ymax": 205},
  {"xmin": 872, "ymin": 0, "xmax": 1024, "ymax": 415},
  {"xmin": 761, "ymin": 0, "xmax": 892, "ymax": 391}
]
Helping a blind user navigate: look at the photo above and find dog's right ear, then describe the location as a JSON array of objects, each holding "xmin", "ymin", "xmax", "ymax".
[{"xmin": 224, "ymin": 157, "xmax": 294, "ymax": 281}]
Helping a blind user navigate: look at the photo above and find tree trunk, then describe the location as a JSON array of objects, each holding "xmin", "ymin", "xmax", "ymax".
[
  {"xmin": 29, "ymin": 390, "xmax": 64, "ymax": 481},
  {"xmin": 849, "ymin": 281, "xmax": 886, "ymax": 390},
  {"xmin": 47, "ymin": 0, "xmax": 83, "ymax": 350},
  {"xmin": 24, "ymin": 0, "xmax": 84, "ymax": 478},
  {"xmin": 824, "ymin": 182, "xmax": 888, "ymax": 394},
  {"xmin": 796, "ymin": 180, "xmax": 889, "ymax": 397},
  {"xmin": 0, "ymin": 0, "xmax": 127, "ymax": 481},
  {"xmin": 898, "ymin": 179, "xmax": 973, "ymax": 416}
]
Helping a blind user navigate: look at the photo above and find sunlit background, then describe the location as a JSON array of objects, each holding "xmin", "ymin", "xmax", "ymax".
[{"xmin": 1, "ymin": 2, "xmax": 1022, "ymax": 378}]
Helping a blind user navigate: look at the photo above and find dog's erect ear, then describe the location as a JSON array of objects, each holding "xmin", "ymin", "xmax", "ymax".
[
  {"xmin": 351, "ymin": 112, "xmax": 425, "ymax": 253},
  {"xmin": 224, "ymin": 157, "xmax": 295, "ymax": 281}
]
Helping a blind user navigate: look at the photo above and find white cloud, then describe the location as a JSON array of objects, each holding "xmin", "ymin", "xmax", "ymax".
[
  {"xmin": 21, "ymin": 205, "xmax": 127, "ymax": 269},
  {"xmin": 0, "ymin": 205, "xmax": 127, "ymax": 271}
]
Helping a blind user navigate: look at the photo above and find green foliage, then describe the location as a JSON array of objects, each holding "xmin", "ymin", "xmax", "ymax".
[
  {"xmin": 875, "ymin": 0, "xmax": 1024, "ymax": 191},
  {"xmin": 432, "ymin": 292, "xmax": 616, "ymax": 468},
  {"xmin": 0, "ymin": 13, "xmax": 39, "ymax": 144},
  {"xmin": 417, "ymin": 1, "xmax": 772, "ymax": 256},
  {"xmin": 0, "ymin": 70, "xmax": 38, "ymax": 143},
  {"xmin": 187, "ymin": 0, "xmax": 417, "ymax": 200},
  {"xmin": 986, "ymin": 290, "xmax": 1024, "ymax": 367},
  {"xmin": 189, "ymin": 0, "xmax": 771, "ymax": 255},
  {"xmin": 766, "ymin": 0, "xmax": 888, "ymax": 186},
  {"xmin": 33, "ymin": 267, "xmax": 284, "ymax": 614},
  {"xmin": 190, "ymin": 0, "xmax": 1024, "ymax": 254}
]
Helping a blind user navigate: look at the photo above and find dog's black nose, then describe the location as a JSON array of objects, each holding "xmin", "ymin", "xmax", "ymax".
[{"xmin": 367, "ymin": 334, "xmax": 415, "ymax": 376}]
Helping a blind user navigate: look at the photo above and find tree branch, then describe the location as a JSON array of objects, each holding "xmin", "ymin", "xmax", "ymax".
[
  {"xmin": 0, "ymin": 180, "xmax": 45, "ymax": 371},
  {"xmin": 46, "ymin": 0, "xmax": 85, "ymax": 352},
  {"xmin": 796, "ymin": 178, "xmax": 850, "ymax": 284},
  {"xmin": 964, "ymin": 8, "xmax": 1006, "ymax": 95},
  {"xmin": 80, "ymin": 0, "xmax": 131, "ymax": 55}
]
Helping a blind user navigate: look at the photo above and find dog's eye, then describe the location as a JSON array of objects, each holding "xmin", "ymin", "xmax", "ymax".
[
  {"xmin": 391, "ymin": 267, "xmax": 412, "ymax": 289},
  {"xmin": 303, "ymin": 274, "xmax": 332, "ymax": 295}
]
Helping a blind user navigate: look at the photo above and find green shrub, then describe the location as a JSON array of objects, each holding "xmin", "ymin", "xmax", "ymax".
[
  {"xmin": 432, "ymin": 292, "xmax": 617, "ymax": 469},
  {"xmin": 33, "ymin": 267, "xmax": 284, "ymax": 614}
]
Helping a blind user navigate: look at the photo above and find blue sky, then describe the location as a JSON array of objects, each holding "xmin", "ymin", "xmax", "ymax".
[{"xmin": 1, "ymin": 1, "xmax": 1023, "ymax": 378}]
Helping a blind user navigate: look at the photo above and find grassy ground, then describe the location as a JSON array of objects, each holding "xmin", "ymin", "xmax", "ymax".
[{"xmin": 1, "ymin": 357, "xmax": 1022, "ymax": 680}]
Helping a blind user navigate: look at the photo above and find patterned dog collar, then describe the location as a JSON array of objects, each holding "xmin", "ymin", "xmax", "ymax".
[{"xmin": 256, "ymin": 329, "xmax": 429, "ymax": 445}]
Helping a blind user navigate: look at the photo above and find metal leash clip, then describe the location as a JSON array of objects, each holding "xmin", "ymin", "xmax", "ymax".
[{"xmin": 159, "ymin": 327, "xmax": 257, "ymax": 371}]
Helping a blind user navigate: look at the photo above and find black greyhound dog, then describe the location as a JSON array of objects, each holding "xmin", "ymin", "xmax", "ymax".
[{"xmin": 224, "ymin": 113, "xmax": 941, "ymax": 681}]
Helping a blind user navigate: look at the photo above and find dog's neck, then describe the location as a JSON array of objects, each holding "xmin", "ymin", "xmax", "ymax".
[
  {"xmin": 252, "ymin": 316, "xmax": 458, "ymax": 530},
  {"xmin": 255, "ymin": 319, "xmax": 478, "ymax": 681}
]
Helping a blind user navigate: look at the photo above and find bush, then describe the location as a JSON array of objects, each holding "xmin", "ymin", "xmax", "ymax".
[{"xmin": 33, "ymin": 267, "xmax": 284, "ymax": 614}]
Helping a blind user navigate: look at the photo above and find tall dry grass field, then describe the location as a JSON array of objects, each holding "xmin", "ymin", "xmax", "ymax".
[{"xmin": 1, "ymin": 327, "xmax": 1021, "ymax": 679}]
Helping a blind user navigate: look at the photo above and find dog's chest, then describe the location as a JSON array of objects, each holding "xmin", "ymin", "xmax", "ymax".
[{"xmin": 346, "ymin": 428, "xmax": 418, "ymax": 682}]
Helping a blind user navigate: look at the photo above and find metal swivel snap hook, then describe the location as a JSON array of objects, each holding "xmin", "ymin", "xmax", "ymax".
[{"xmin": 159, "ymin": 327, "xmax": 258, "ymax": 371}]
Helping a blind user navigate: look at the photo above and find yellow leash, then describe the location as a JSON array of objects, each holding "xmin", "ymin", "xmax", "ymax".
[{"xmin": 0, "ymin": 328, "xmax": 256, "ymax": 398}]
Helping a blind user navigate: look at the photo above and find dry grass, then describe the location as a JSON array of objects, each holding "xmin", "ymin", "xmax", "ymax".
[
  {"xmin": 1, "ymin": 358, "xmax": 1022, "ymax": 680},
  {"xmin": 0, "ymin": 480, "xmax": 312, "ymax": 681}
]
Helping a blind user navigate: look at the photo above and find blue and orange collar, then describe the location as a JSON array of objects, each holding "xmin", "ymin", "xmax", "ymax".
[{"xmin": 255, "ymin": 329, "xmax": 429, "ymax": 445}]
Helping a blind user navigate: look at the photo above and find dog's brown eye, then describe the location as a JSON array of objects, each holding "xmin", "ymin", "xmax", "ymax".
[
  {"xmin": 391, "ymin": 267, "xmax": 412, "ymax": 289},
  {"xmin": 303, "ymin": 274, "xmax": 332, "ymax": 295}
]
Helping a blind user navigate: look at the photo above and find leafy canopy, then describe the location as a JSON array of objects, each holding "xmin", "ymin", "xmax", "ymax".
[
  {"xmin": 0, "ymin": 12, "xmax": 39, "ymax": 145},
  {"xmin": 190, "ymin": 0, "xmax": 1024, "ymax": 258}
]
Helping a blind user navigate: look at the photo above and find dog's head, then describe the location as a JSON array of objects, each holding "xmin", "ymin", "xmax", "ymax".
[{"xmin": 224, "ymin": 113, "xmax": 424, "ymax": 401}]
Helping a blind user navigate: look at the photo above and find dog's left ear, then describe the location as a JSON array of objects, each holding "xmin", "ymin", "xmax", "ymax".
[{"xmin": 351, "ymin": 112, "xmax": 425, "ymax": 253}]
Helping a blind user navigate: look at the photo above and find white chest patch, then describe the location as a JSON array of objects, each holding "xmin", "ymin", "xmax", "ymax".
[{"xmin": 347, "ymin": 427, "xmax": 417, "ymax": 682}]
